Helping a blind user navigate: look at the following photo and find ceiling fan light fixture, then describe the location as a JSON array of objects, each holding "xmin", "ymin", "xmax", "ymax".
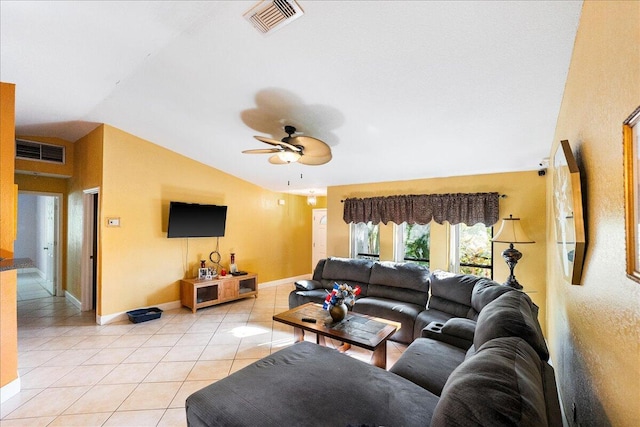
[{"xmin": 277, "ymin": 150, "xmax": 301, "ymax": 163}]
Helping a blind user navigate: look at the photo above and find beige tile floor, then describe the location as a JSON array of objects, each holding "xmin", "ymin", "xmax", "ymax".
[
  {"xmin": 1, "ymin": 282, "xmax": 407, "ymax": 426},
  {"xmin": 16, "ymin": 271, "xmax": 54, "ymax": 301}
]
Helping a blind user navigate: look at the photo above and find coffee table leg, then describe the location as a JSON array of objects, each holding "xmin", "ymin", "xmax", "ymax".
[
  {"xmin": 316, "ymin": 335, "xmax": 326, "ymax": 346},
  {"xmin": 370, "ymin": 342, "xmax": 387, "ymax": 369},
  {"xmin": 293, "ymin": 327, "xmax": 304, "ymax": 342}
]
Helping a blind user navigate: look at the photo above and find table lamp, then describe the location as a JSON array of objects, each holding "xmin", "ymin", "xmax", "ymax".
[{"xmin": 492, "ymin": 214, "xmax": 535, "ymax": 289}]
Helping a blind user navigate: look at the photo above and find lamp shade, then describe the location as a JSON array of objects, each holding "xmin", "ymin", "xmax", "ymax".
[{"xmin": 492, "ymin": 215, "xmax": 535, "ymax": 244}]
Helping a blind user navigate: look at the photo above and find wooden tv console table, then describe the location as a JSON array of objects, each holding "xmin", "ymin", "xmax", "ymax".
[{"xmin": 180, "ymin": 273, "xmax": 258, "ymax": 313}]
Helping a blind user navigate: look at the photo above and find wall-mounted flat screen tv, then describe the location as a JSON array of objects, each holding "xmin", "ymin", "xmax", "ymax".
[{"xmin": 167, "ymin": 201, "xmax": 227, "ymax": 238}]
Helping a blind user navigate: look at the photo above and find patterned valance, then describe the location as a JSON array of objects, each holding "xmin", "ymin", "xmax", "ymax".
[{"xmin": 342, "ymin": 192, "xmax": 500, "ymax": 226}]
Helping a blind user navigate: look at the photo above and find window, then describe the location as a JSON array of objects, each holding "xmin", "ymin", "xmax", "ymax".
[
  {"xmin": 350, "ymin": 222, "xmax": 379, "ymax": 260},
  {"xmin": 450, "ymin": 223, "xmax": 493, "ymax": 278},
  {"xmin": 395, "ymin": 222, "xmax": 430, "ymax": 267}
]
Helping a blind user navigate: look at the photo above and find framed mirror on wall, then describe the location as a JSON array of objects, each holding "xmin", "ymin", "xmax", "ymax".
[
  {"xmin": 623, "ymin": 105, "xmax": 640, "ymax": 282},
  {"xmin": 552, "ymin": 140, "xmax": 586, "ymax": 285}
]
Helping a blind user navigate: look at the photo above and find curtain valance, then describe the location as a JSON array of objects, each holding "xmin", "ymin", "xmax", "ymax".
[{"xmin": 342, "ymin": 192, "xmax": 500, "ymax": 226}]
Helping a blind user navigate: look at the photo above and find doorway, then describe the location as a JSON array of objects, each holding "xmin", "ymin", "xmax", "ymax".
[
  {"xmin": 15, "ymin": 192, "xmax": 62, "ymax": 300},
  {"xmin": 312, "ymin": 208, "xmax": 327, "ymax": 271},
  {"xmin": 81, "ymin": 188, "xmax": 99, "ymax": 311}
]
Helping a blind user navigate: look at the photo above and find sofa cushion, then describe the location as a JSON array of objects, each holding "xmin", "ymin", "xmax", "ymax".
[
  {"xmin": 431, "ymin": 337, "xmax": 549, "ymax": 427},
  {"xmin": 390, "ymin": 337, "xmax": 466, "ymax": 396},
  {"xmin": 427, "ymin": 271, "xmax": 479, "ymax": 318},
  {"xmin": 353, "ymin": 298, "xmax": 423, "ymax": 344},
  {"xmin": 288, "ymin": 289, "xmax": 328, "ymax": 308},
  {"xmin": 474, "ymin": 291, "xmax": 549, "ymax": 361},
  {"xmin": 186, "ymin": 341, "xmax": 440, "ymax": 427},
  {"xmin": 369, "ymin": 261, "xmax": 430, "ymax": 292},
  {"xmin": 468, "ymin": 278, "xmax": 514, "ymax": 319},
  {"xmin": 322, "ymin": 256, "xmax": 373, "ymax": 283},
  {"xmin": 311, "ymin": 259, "xmax": 326, "ymax": 281},
  {"xmin": 367, "ymin": 261, "xmax": 430, "ymax": 306}
]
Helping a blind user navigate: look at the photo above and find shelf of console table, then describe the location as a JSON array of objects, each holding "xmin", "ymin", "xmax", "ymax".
[{"xmin": 180, "ymin": 273, "xmax": 258, "ymax": 313}]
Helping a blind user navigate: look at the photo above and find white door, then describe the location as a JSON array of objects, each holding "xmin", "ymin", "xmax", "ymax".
[
  {"xmin": 312, "ymin": 209, "xmax": 327, "ymax": 270},
  {"xmin": 43, "ymin": 196, "xmax": 56, "ymax": 295}
]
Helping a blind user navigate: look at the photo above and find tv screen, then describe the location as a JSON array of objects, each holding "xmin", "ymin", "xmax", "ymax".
[{"xmin": 167, "ymin": 202, "xmax": 227, "ymax": 238}]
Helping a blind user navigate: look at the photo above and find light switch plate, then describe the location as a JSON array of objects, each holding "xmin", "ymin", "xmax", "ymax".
[{"xmin": 106, "ymin": 217, "xmax": 120, "ymax": 227}]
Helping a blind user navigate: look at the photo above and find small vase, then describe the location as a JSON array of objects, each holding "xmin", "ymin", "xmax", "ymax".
[{"xmin": 329, "ymin": 303, "xmax": 348, "ymax": 322}]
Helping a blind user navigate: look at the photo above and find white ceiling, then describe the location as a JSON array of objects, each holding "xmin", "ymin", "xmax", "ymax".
[{"xmin": 0, "ymin": 1, "xmax": 582, "ymax": 195}]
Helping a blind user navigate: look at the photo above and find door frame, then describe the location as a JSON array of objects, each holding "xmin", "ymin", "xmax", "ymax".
[
  {"xmin": 312, "ymin": 208, "xmax": 327, "ymax": 271},
  {"xmin": 17, "ymin": 191, "xmax": 63, "ymax": 296},
  {"xmin": 81, "ymin": 187, "xmax": 99, "ymax": 312}
]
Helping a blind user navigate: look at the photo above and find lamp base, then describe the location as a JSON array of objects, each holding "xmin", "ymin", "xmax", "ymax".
[
  {"xmin": 503, "ymin": 275, "xmax": 523, "ymax": 290},
  {"xmin": 502, "ymin": 244, "xmax": 524, "ymax": 290}
]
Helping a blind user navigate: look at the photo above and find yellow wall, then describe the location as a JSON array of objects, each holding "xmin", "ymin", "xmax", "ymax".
[
  {"xmin": 98, "ymin": 125, "xmax": 313, "ymax": 316},
  {"xmin": 546, "ymin": 2, "xmax": 640, "ymax": 425},
  {"xmin": 0, "ymin": 82, "xmax": 18, "ymax": 389},
  {"xmin": 14, "ymin": 136, "xmax": 74, "ymax": 177},
  {"xmin": 66, "ymin": 126, "xmax": 104, "ymax": 302},
  {"xmin": 327, "ymin": 170, "xmax": 547, "ymax": 329}
]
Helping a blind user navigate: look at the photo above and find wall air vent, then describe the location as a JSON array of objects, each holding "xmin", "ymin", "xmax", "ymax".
[
  {"xmin": 244, "ymin": 0, "xmax": 304, "ymax": 35},
  {"xmin": 16, "ymin": 139, "xmax": 65, "ymax": 164}
]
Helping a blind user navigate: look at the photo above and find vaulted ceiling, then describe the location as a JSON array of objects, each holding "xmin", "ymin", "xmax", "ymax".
[{"xmin": 0, "ymin": 1, "xmax": 582, "ymax": 194}]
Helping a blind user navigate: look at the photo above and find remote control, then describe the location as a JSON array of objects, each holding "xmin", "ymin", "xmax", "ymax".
[{"xmin": 301, "ymin": 318, "xmax": 316, "ymax": 323}]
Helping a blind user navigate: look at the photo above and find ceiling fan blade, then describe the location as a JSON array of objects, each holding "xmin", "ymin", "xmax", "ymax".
[
  {"xmin": 242, "ymin": 148, "xmax": 281, "ymax": 154},
  {"xmin": 298, "ymin": 153, "xmax": 332, "ymax": 166},
  {"xmin": 289, "ymin": 136, "xmax": 331, "ymax": 156},
  {"xmin": 255, "ymin": 135, "xmax": 301, "ymax": 152}
]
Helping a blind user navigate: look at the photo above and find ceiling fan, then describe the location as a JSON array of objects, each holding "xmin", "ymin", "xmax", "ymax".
[{"xmin": 242, "ymin": 125, "xmax": 332, "ymax": 165}]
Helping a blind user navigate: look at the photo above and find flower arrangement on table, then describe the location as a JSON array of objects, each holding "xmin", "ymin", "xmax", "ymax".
[{"xmin": 322, "ymin": 282, "xmax": 362, "ymax": 310}]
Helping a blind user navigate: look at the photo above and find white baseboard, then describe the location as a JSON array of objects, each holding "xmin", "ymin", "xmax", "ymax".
[
  {"xmin": 65, "ymin": 291, "xmax": 82, "ymax": 309},
  {"xmin": 97, "ymin": 300, "xmax": 182, "ymax": 325},
  {"xmin": 259, "ymin": 274, "xmax": 310, "ymax": 289},
  {"xmin": 0, "ymin": 376, "xmax": 20, "ymax": 403},
  {"xmin": 95, "ymin": 274, "xmax": 310, "ymax": 325}
]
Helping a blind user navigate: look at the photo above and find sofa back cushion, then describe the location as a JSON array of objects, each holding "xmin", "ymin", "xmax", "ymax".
[
  {"xmin": 468, "ymin": 278, "xmax": 515, "ymax": 319},
  {"xmin": 427, "ymin": 271, "xmax": 479, "ymax": 317},
  {"xmin": 311, "ymin": 259, "xmax": 327, "ymax": 281},
  {"xmin": 321, "ymin": 257, "xmax": 373, "ymax": 294},
  {"xmin": 432, "ymin": 337, "xmax": 549, "ymax": 427},
  {"xmin": 474, "ymin": 291, "xmax": 549, "ymax": 361},
  {"xmin": 322, "ymin": 257, "xmax": 373, "ymax": 282},
  {"xmin": 367, "ymin": 261, "xmax": 430, "ymax": 306}
]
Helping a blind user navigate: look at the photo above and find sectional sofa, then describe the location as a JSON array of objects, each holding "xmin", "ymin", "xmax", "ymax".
[
  {"xmin": 290, "ymin": 257, "xmax": 513, "ymax": 344},
  {"xmin": 186, "ymin": 258, "xmax": 562, "ymax": 426}
]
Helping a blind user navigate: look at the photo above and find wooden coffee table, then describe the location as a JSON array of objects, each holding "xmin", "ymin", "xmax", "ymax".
[{"xmin": 273, "ymin": 303, "xmax": 399, "ymax": 369}]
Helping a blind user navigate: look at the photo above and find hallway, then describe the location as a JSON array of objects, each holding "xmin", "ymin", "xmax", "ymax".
[{"xmin": 17, "ymin": 270, "xmax": 53, "ymax": 301}]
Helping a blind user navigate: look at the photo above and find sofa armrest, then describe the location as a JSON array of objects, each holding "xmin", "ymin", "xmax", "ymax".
[
  {"xmin": 294, "ymin": 279, "xmax": 321, "ymax": 291},
  {"xmin": 422, "ymin": 319, "xmax": 475, "ymax": 350},
  {"xmin": 441, "ymin": 318, "xmax": 476, "ymax": 341}
]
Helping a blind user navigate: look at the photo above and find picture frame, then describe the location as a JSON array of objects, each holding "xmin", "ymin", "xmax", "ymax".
[
  {"xmin": 623, "ymin": 105, "xmax": 640, "ymax": 282},
  {"xmin": 552, "ymin": 140, "xmax": 586, "ymax": 285},
  {"xmin": 198, "ymin": 268, "xmax": 209, "ymax": 280}
]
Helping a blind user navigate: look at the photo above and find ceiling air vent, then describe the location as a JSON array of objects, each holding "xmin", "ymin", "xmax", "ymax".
[
  {"xmin": 16, "ymin": 139, "xmax": 65, "ymax": 164},
  {"xmin": 244, "ymin": 0, "xmax": 304, "ymax": 35}
]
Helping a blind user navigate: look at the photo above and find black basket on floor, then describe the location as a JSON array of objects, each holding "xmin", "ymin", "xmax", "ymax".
[{"xmin": 127, "ymin": 307, "xmax": 163, "ymax": 323}]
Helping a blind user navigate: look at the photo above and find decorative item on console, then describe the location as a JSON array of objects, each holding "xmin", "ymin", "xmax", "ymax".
[
  {"xmin": 198, "ymin": 258, "xmax": 216, "ymax": 280},
  {"xmin": 230, "ymin": 252, "xmax": 238, "ymax": 274}
]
